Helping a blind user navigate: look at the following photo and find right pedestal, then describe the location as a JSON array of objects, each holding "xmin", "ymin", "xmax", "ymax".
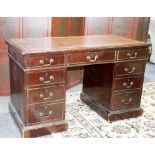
[{"xmin": 81, "ymin": 62, "xmax": 145, "ymax": 122}]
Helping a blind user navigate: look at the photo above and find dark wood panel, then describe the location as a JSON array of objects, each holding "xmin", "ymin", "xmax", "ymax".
[
  {"xmin": 0, "ymin": 54, "xmax": 10, "ymax": 95},
  {"xmin": 85, "ymin": 17, "xmax": 110, "ymax": 35},
  {"xmin": 52, "ymin": 17, "xmax": 85, "ymax": 36},
  {"xmin": 85, "ymin": 17, "xmax": 150, "ymax": 41},
  {"xmin": 132, "ymin": 17, "xmax": 150, "ymax": 41},
  {"xmin": 22, "ymin": 17, "xmax": 51, "ymax": 37},
  {"xmin": 0, "ymin": 17, "xmax": 20, "ymax": 53},
  {"xmin": 70, "ymin": 17, "xmax": 85, "ymax": 36},
  {"xmin": 52, "ymin": 17, "xmax": 69, "ymax": 36},
  {"xmin": 110, "ymin": 17, "xmax": 135, "ymax": 38}
]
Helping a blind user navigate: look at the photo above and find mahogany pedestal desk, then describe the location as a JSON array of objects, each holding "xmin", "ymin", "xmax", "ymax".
[{"xmin": 6, "ymin": 35, "xmax": 151, "ymax": 137}]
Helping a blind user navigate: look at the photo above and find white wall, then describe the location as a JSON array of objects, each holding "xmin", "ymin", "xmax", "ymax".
[{"xmin": 149, "ymin": 17, "xmax": 155, "ymax": 64}]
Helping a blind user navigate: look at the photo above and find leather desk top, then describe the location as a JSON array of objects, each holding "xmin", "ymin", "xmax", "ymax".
[{"xmin": 6, "ymin": 35, "xmax": 151, "ymax": 55}]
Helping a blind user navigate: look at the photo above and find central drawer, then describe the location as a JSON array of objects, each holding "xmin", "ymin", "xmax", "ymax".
[
  {"xmin": 27, "ymin": 102, "xmax": 64, "ymax": 125},
  {"xmin": 28, "ymin": 85, "xmax": 65, "ymax": 104},
  {"xmin": 26, "ymin": 69, "xmax": 66, "ymax": 87},
  {"xmin": 67, "ymin": 51, "xmax": 115, "ymax": 65}
]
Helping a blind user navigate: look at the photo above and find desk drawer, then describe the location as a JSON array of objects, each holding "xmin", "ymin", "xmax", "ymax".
[
  {"xmin": 112, "ymin": 91, "xmax": 141, "ymax": 110},
  {"xmin": 117, "ymin": 48, "xmax": 147, "ymax": 61},
  {"xmin": 67, "ymin": 51, "xmax": 115, "ymax": 65},
  {"xmin": 28, "ymin": 85, "xmax": 65, "ymax": 104},
  {"xmin": 26, "ymin": 69, "xmax": 65, "ymax": 87},
  {"xmin": 114, "ymin": 76, "xmax": 143, "ymax": 91},
  {"xmin": 27, "ymin": 102, "xmax": 64, "ymax": 125},
  {"xmin": 115, "ymin": 61, "xmax": 145, "ymax": 76},
  {"xmin": 26, "ymin": 54, "xmax": 65, "ymax": 68}
]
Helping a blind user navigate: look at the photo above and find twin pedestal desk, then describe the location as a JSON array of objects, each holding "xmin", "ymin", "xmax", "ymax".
[{"xmin": 6, "ymin": 35, "xmax": 151, "ymax": 137}]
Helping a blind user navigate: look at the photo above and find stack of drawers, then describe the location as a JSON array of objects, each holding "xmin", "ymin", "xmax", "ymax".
[
  {"xmin": 24, "ymin": 53, "xmax": 66, "ymax": 126},
  {"xmin": 112, "ymin": 48, "xmax": 147, "ymax": 110}
]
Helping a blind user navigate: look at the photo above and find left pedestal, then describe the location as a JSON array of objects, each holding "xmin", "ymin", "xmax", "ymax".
[{"xmin": 8, "ymin": 48, "xmax": 68, "ymax": 138}]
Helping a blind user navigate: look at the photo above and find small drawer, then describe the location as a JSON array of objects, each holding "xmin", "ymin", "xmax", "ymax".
[
  {"xmin": 26, "ymin": 69, "xmax": 65, "ymax": 87},
  {"xmin": 115, "ymin": 61, "xmax": 145, "ymax": 76},
  {"xmin": 117, "ymin": 48, "xmax": 147, "ymax": 61},
  {"xmin": 114, "ymin": 76, "xmax": 143, "ymax": 91},
  {"xmin": 67, "ymin": 51, "xmax": 115, "ymax": 65},
  {"xmin": 112, "ymin": 91, "xmax": 141, "ymax": 110},
  {"xmin": 26, "ymin": 54, "xmax": 65, "ymax": 68},
  {"xmin": 27, "ymin": 102, "xmax": 64, "ymax": 125},
  {"xmin": 28, "ymin": 85, "xmax": 65, "ymax": 104}
]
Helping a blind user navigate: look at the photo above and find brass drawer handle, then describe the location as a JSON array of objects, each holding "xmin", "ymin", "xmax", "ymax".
[
  {"xmin": 39, "ymin": 92, "xmax": 53, "ymax": 100},
  {"xmin": 39, "ymin": 75, "xmax": 54, "ymax": 84},
  {"xmin": 39, "ymin": 112, "xmax": 44, "ymax": 117},
  {"xmin": 48, "ymin": 110, "xmax": 53, "ymax": 115},
  {"xmin": 124, "ymin": 66, "xmax": 135, "ymax": 74},
  {"xmin": 123, "ymin": 81, "xmax": 134, "ymax": 88},
  {"xmin": 39, "ymin": 58, "xmax": 54, "ymax": 67},
  {"xmin": 121, "ymin": 98, "xmax": 132, "ymax": 105},
  {"xmin": 86, "ymin": 55, "xmax": 98, "ymax": 62},
  {"xmin": 39, "ymin": 110, "xmax": 53, "ymax": 117},
  {"xmin": 127, "ymin": 52, "xmax": 138, "ymax": 59}
]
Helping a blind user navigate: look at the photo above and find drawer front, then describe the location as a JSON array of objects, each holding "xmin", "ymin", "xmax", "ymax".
[
  {"xmin": 26, "ymin": 69, "xmax": 66, "ymax": 87},
  {"xmin": 115, "ymin": 61, "xmax": 145, "ymax": 76},
  {"xmin": 27, "ymin": 102, "xmax": 64, "ymax": 125},
  {"xmin": 112, "ymin": 91, "xmax": 141, "ymax": 110},
  {"xmin": 117, "ymin": 48, "xmax": 147, "ymax": 61},
  {"xmin": 67, "ymin": 51, "xmax": 115, "ymax": 65},
  {"xmin": 114, "ymin": 76, "xmax": 143, "ymax": 91},
  {"xmin": 28, "ymin": 85, "xmax": 65, "ymax": 104},
  {"xmin": 26, "ymin": 54, "xmax": 65, "ymax": 68}
]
